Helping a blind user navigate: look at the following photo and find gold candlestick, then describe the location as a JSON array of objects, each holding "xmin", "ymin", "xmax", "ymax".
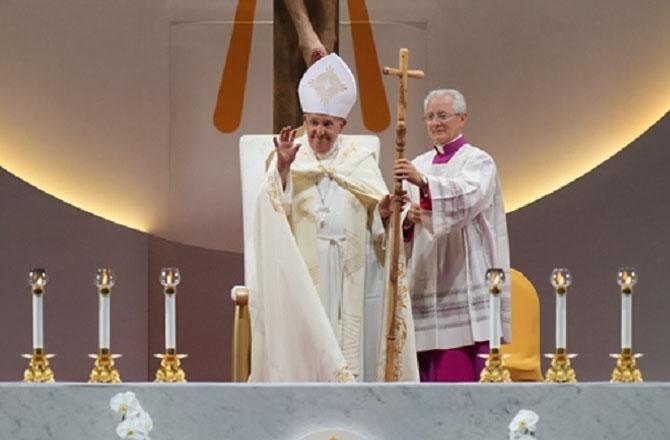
[
  {"xmin": 23, "ymin": 269, "xmax": 56, "ymax": 383},
  {"xmin": 22, "ymin": 348, "xmax": 55, "ymax": 383},
  {"xmin": 479, "ymin": 347, "xmax": 511, "ymax": 383},
  {"xmin": 545, "ymin": 268, "xmax": 578, "ymax": 383},
  {"xmin": 88, "ymin": 269, "xmax": 122, "ymax": 383},
  {"xmin": 154, "ymin": 349, "xmax": 188, "ymax": 383},
  {"xmin": 611, "ymin": 268, "xmax": 642, "ymax": 383},
  {"xmin": 544, "ymin": 348, "xmax": 577, "ymax": 383},
  {"xmin": 479, "ymin": 269, "xmax": 511, "ymax": 383},
  {"xmin": 88, "ymin": 349, "xmax": 122, "ymax": 383},
  {"xmin": 610, "ymin": 348, "xmax": 643, "ymax": 383},
  {"xmin": 154, "ymin": 268, "xmax": 187, "ymax": 383}
]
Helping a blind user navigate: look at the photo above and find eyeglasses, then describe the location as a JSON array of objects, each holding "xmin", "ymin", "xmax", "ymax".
[{"xmin": 423, "ymin": 112, "xmax": 460, "ymax": 122}]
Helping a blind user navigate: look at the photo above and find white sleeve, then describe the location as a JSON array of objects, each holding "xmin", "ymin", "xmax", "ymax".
[
  {"xmin": 420, "ymin": 153, "xmax": 497, "ymax": 237},
  {"xmin": 266, "ymin": 159, "xmax": 293, "ymax": 214}
]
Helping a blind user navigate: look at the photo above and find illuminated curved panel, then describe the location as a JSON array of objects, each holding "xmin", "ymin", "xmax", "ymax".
[
  {"xmin": 505, "ymin": 102, "xmax": 670, "ymax": 212},
  {"xmin": 0, "ymin": 137, "xmax": 152, "ymax": 233}
]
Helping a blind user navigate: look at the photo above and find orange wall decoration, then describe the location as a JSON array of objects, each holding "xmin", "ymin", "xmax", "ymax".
[
  {"xmin": 347, "ymin": 0, "xmax": 390, "ymax": 132},
  {"xmin": 213, "ymin": 0, "xmax": 257, "ymax": 134}
]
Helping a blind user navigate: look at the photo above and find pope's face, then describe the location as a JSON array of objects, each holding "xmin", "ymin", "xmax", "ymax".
[
  {"xmin": 304, "ymin": 113, "xmax": 346, "ymax": 155},
  {"xmin": 424, "ymin": 95, "xmax": 467, "ymax": 146}
]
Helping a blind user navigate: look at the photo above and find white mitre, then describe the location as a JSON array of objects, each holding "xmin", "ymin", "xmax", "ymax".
[{"xmin": 298, "ymin": 53, "xmax": 357, "ymax": 119}]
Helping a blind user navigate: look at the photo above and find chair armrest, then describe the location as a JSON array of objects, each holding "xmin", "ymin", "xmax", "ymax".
[{"xmin": 231, "ymin": 285, "xmax": 249, "ymax": 306}]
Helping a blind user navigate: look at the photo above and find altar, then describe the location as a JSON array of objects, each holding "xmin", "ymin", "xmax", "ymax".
[{"xmin": 1, "ymin": 382, "xmax": 669, "ymax": 439}]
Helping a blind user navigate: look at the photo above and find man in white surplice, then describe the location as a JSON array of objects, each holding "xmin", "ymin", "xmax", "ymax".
[
  {"xmin": 394, "ymin": 89, "xmax": 511, "ymax": 382},
  {"xmin": 249, "ymin": 54, "xmax": 419, "ymax": 382}
]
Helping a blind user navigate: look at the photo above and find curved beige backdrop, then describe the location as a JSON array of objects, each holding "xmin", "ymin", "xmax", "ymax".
[{"xmin": 1, "ymin": 0, "xmax": 669, "ymax": 252}]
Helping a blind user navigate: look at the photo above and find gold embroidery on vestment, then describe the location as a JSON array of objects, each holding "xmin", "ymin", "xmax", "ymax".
[
  {"xmin": 307, "ymin": 264, "xmax": 320, "ymax": 288},
  {"xmin": 267, "ymin": 175, "xmax": 284, "ymax": 213},
  {"xmin": 343, "ymin": 230, "xmax": 365, "ymax": 278},
  {"xmin": 335, "ymin": 364, "xmax": 355, "ymax": 383},
  {"xmin": 296, "ymin": 196, "xmax": 317, "ymax": 223},
  {"xmin": 338, "ymin": 142, "xmax": 355, "ymax": 162}
]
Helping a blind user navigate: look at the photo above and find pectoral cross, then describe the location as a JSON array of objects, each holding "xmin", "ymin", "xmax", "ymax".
[
  {"xmin": 381, "ymin": 48, "xmax": 424, "ymax": 381},
  {"xmin": 316, "ymin": 205, "xmax": 330, "ymax": 229}
]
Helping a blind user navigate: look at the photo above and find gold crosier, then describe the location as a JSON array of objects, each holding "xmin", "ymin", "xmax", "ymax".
[{"xmin": 382, "ymin": 48, "xmax": 424, "ymax": 381}]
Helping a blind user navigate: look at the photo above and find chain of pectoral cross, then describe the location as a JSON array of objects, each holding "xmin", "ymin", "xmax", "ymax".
[{"xmin": 315, "ymin": 148, "xmax": 339, "ymax": 228}]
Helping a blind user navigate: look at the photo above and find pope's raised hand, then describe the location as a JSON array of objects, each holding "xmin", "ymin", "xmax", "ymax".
[{"xmin": 273, "ymin": 126, "xmax": 301, "ymax": 175}]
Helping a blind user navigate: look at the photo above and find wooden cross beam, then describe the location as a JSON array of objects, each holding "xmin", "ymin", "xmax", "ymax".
[{"xmin": 383, "ymin": 48, "xmax": 425, "ymax": 124}]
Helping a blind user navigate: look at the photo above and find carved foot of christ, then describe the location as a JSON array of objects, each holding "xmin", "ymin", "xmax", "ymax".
[
  {"xmin": 283, "ymin": 0, "xmax": 335, "ymax": 66},
  {"xmin": 301, "ymin": 42, "xmax": 327, "ymax": 66}
]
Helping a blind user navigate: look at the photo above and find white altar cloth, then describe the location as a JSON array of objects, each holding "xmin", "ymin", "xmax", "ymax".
[{"xmin": 1, "ymin": 382, "xmax": 669, "ymax": 439}]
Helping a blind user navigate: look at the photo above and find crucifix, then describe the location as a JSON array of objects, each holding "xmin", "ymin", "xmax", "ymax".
[
  {"xmin": 382, "ymin": 48, "xmax": 424, "ymax": 381},
  {"xmin": 213, "ymin": 0, "xmax": 391, "ymax": 134}
]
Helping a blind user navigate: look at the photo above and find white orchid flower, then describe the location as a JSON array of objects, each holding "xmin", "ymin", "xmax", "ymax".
[
  {"xmin": 110, "ymin": 392, "xmax": 153, "ymax": 439},
  {"xmin": 115, "ymin": 416, "xmax": 151, "ymax": 440},
  {"xmin": 110, "ymin": 392, "xmax": 142, "ymax": 418},
  {"xmin": 135, "ymin": 410, "xmax": 154, "ymax": 432},
  {"xmin": 509, "ymin": 409, "xmax": 539, "ymax": 439}
]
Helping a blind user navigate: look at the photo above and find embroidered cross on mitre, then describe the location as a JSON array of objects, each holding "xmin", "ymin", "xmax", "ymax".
[{"xmin": 308, "ymin": 65, "xmax": 348, "ymax": 106}]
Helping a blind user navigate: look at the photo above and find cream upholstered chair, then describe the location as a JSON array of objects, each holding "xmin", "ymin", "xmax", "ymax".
[
  {"xmin": 230, "ymin": 134, "xmax": 381, "ymax": 382},
  {"xmin": 500, "ymin": 269, "xmax": 543, "ymax": 381}
]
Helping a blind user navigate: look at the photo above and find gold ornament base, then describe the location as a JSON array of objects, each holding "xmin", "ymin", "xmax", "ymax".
[
  {"xmin": 478, "ymin": 348, "xmax": 511, "ymax": 383},
  {"xmin": 610, "ymin": 348, "xmax": 643, "ymax": 383},
  {"xmin": 544, "ymin": 349, "xmax": 577, "ymax": 383},
  {"xmin": 154, "ymin": 349, "xmax": 187, "ymax": 383},
  {"xmin": 22, "ymin": 348, "xmax": 56, "ymax": 383},
  {"xmin": 88, "ymin": 349, "xmax": 122, "ymax": 383}
]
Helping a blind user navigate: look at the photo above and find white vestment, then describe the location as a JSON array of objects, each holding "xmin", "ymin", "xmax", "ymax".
[
  {"xmin": 405, "ymin": 143, "xmax": 511, "ymax": 352},
  {"xmin": 249, "ymin": 135, "xmax": 419, "ymax": 382}
]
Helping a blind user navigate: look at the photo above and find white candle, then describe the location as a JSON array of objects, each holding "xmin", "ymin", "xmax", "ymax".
[
  {"xmin": 32, "ymin": 293, "xmax": 43, "ymax": 349},
  {"xmin": 550, "ymin": 268, "xmax": 572, "ymax": 351},
  {"xmin": 165, "ymin": 292, "xmax": 176, "ymax": 349},
  {"xmin": 556, "ymin": 292, "xmax": 566, "ymax": 349},
  {"xmin": 99, "ymin": 292, "xmax": 110, "ymax": 349},
  {"xmin": 489, "ymin": 293, "xmax": 501, "ymax": 349},
  {"xmin": 621, "ymin": 292, "xmax": 632, "ymax": 349}
]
